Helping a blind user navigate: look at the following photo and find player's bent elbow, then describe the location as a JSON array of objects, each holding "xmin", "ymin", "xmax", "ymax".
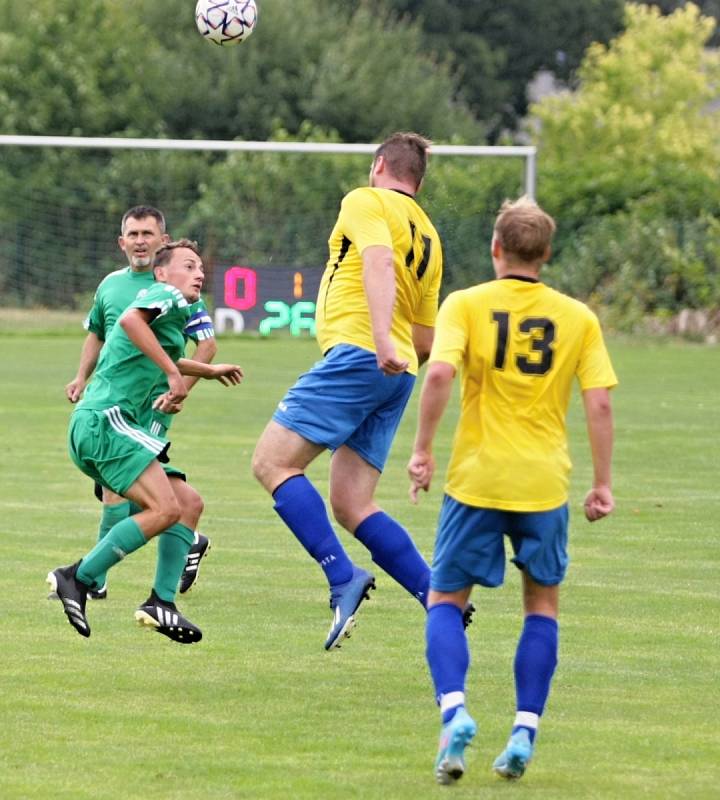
[
  {"xmin": 425, "ymin": 361, "xmax": 455, "ymax": 386},
  {"xmin": 583, "ymin": 387, "xmax": 612, "ymax": 415}
]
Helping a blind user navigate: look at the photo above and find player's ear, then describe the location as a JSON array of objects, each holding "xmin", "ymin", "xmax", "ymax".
[
  {"xmin": 118, "ymin": 235, "xmax": 125, "ymax": 251},
  {"xmin": 161, "ymin": 233, "xmax": 170, "ymax": 244}
]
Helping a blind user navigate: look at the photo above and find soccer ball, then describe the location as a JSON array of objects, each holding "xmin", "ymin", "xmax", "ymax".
[{"xmin": 195, "ymin": 0, "xmax": 258, "ymax": 46}]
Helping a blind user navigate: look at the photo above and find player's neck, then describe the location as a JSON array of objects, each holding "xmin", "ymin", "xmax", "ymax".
[
  {"xmin": 372, "ymin": 177, "xmax": 417, "ymax": 197},
  {"xmin": 495, "ymin": 262, "xmax": 542, "ymax": 282}
]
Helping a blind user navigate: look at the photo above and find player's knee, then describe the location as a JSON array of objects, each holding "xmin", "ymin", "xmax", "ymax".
[
  {"xmin": 330, "ymin": 496, "xmax": 363, "ymax": 533},
  {"xmin": 148, "ymin": 497, "xmax": 181, "ymax": 531},
  {"xmin": 250, "ymin": 448, "xmax": 264, "ymax": 482},
  {"xmin": 251, "ymin": 445, "xmax": 275, "ymax": 490},
  {"xmin": 186, "ymin": 487, "xmax": 204, "ymax": 521}
]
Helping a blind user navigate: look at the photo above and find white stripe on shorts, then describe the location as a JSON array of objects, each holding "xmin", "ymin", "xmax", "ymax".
[{"xmin": 104, "ymin": 406, "xmax": 164, "ymax": 455}]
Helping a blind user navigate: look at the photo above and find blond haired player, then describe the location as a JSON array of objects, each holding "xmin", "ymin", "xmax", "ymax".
[{"xmin": 408, "ymin": 197, "xmax": 616, "ymax": 784}]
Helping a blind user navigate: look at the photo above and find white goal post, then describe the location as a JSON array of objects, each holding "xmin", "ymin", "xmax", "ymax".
[{"xmin": 0, "ymin": 135, "xmax": 537, "ymax": 198}]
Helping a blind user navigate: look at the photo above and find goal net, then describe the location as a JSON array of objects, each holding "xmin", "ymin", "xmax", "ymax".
[{"xmin": 0, "ymin": 136, "xmax": 534, "ymax": 334}]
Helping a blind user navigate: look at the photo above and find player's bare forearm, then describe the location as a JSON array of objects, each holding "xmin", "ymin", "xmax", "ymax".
[
  {"xmin": 363, "ymin": 245, "xmax": 395, "ymax": 339},
  {"xmin": 414, "ymin": 362, "xmax": 455, "ymax": 453},
  {"xmin": 408, "ymin": 361, "xmax": 455, "ymax": 501},
  {"xmin": 65, "ymin": 332, "xmax": 103, "ymax": 402},
  {"xmin": 583, "ymin": 387, "xmax": 614, "ymax": 487},
  {"xmin": 363, "ymin": 245, "xmax": 408, "ymax": 374},
  {"xmin": 582, "ymin": 387, "xmax": 615, "ymax": 520},
  {"xmin": 177, "ymin": 358, "xmax": 243, "ymax": 385},
  {"xmin": 183, "ymin": 336, "xmax": 217, "ymax": 391}
]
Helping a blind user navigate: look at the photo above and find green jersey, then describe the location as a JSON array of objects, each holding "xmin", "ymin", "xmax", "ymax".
[
  {"xmin": 78, "ymin": 283, "xmax": 194, "ymax": 422},
  {"xmin": 84, "ymin": 266, "xmax": 214, "ymax": 344},
  {"xmin": 83, "ymin": 266, "xmax": 215, "ymax": 432}
]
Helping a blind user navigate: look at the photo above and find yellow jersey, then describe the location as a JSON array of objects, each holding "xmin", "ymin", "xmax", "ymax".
[
  {"xmin": 316, "ymin": 186, "xmax": 443, "ymax": 375},
  {"xmin": 430, "ymin": 277, "xmax": 618, "ymax": 511}
]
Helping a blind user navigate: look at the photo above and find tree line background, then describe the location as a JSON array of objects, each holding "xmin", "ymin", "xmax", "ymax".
[{"xmin": 0, "ymin": 0, "xmax": 719, "ymax": 332}]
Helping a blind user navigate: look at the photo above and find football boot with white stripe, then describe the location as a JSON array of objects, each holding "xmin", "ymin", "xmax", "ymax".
[
  {"xmin": 178, "ymin": 533, "xmax": 211, "ymax": 594},
  {"xmin": 324, "ymin": 566, "xmax": 375, "ymax": 651},
  {"xmin": 46, "ymin": 561, "xmax": 91, "ymax": 638},
  {"xmin": 134, "ymin": 590, "xmax": 202, "ymax": 644}
]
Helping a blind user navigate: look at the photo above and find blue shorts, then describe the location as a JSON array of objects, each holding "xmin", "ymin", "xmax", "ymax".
[
  {"xmin": 431, "ymin": 495, "xmax": 569, "ymax": 591},
  {"xmin": 272, "ymin": 344, "xmax": 415, "ymax": 471}
]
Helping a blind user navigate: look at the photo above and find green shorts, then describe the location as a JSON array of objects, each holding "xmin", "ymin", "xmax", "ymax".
[
  {"xmin": 138, "ymin": 404, "xmax": 174, "ymax": 439},
  {"xmin": 69, "ymin": 406, "xmax": 171, "ymax": 496}
]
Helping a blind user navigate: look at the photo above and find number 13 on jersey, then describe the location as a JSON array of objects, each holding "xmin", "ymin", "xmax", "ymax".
[{"xmin": 491, "ymin": 310, "xmax": 556, "ymax": 375}]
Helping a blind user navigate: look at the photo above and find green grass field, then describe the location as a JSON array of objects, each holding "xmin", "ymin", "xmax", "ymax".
[{"xmin": 1, "ymin": 321, "xmax": 719, "ymax": 799}]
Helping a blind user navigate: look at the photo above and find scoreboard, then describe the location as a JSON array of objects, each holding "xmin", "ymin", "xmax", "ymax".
[{"xmin": 212, "ymin": 265, "xmax": 323, "ymax": 336}]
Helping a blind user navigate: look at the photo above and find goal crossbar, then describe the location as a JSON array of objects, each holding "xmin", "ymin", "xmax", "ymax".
[{"xmin": 0, "ymin": 135, "xmax": 537, "ymax": 197}]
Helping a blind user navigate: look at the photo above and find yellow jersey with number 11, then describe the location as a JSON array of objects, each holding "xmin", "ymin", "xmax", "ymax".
[{"xmin": 316, "ymin": 186, "xmax": 443, "ymax": 376}]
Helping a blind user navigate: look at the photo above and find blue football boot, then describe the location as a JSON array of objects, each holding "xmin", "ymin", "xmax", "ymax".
[
  {"xmin": 324, "ymin": 566, "xmax": 375, "ymax": 650},
  {"xmin": 434, "ymin": 707, "xmax": 477, "ymax": 785},
  {"xmin": 492, "ymin": 728, "xmax": 534, "ymax": 780}
]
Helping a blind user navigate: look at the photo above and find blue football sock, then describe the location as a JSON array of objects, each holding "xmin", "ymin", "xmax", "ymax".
[
  {"xmin": 426, "ymin": 603, "xmax": 469, "ymax": 722},
  {"xmin": 513, "ymin": 613, "xmax": 559, "ymax": 742},
  {"xmin": 354, "ymin": 511, "xmax": 430, "ymax": 606},
  {"xmin": 273, "ymin": 475, "xmax": 354, "ymax": 587}
]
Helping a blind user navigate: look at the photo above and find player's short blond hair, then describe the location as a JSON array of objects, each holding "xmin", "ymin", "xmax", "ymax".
[{"xmin": 494, "ymin": 196, "xmax": 556, "ymax": 263}]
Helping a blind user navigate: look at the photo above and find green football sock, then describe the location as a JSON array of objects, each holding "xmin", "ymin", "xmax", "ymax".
[
  {"xmin": 93, "ymin": 501, "xmax": 131, "ymax": 588},
  {"xmin": 76, "ymin": 517, "xmax": 147, "ymax": 588},
  {"xmin": 153, "ymin": 523, "xmax": 195, "ymax": 602}
]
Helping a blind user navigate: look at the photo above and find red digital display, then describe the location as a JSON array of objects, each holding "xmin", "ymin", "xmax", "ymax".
[{"xmin": 213, "ymin": 265, "xmax": 323, "ymax": 335}]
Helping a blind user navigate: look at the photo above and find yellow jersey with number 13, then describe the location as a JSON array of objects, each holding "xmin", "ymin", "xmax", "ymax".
[
  {"xmin": 430, "ymin": 278, "xmax": 618, "ymax": 511},
  {"xmin": 316, "ymin": 186, "xmax": 443, "ymax": 376}
]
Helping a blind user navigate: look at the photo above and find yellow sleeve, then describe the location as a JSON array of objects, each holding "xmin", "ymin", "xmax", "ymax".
[
  {"xmin": 428, "ymin": 290, "xmax": 468, "ymax": 371},
  {"xmin": 338, "ymin": 188, "xmax": 393, "ymax": 253},
  {"xmin": 577, "ymin": 313, "xmax": 618, "ymax": 390}
]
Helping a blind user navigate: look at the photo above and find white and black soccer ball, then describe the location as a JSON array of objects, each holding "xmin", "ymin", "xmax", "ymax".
[{"xmin": 195, "ymin": 0, "xmax": 258, "ymax": 46}]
